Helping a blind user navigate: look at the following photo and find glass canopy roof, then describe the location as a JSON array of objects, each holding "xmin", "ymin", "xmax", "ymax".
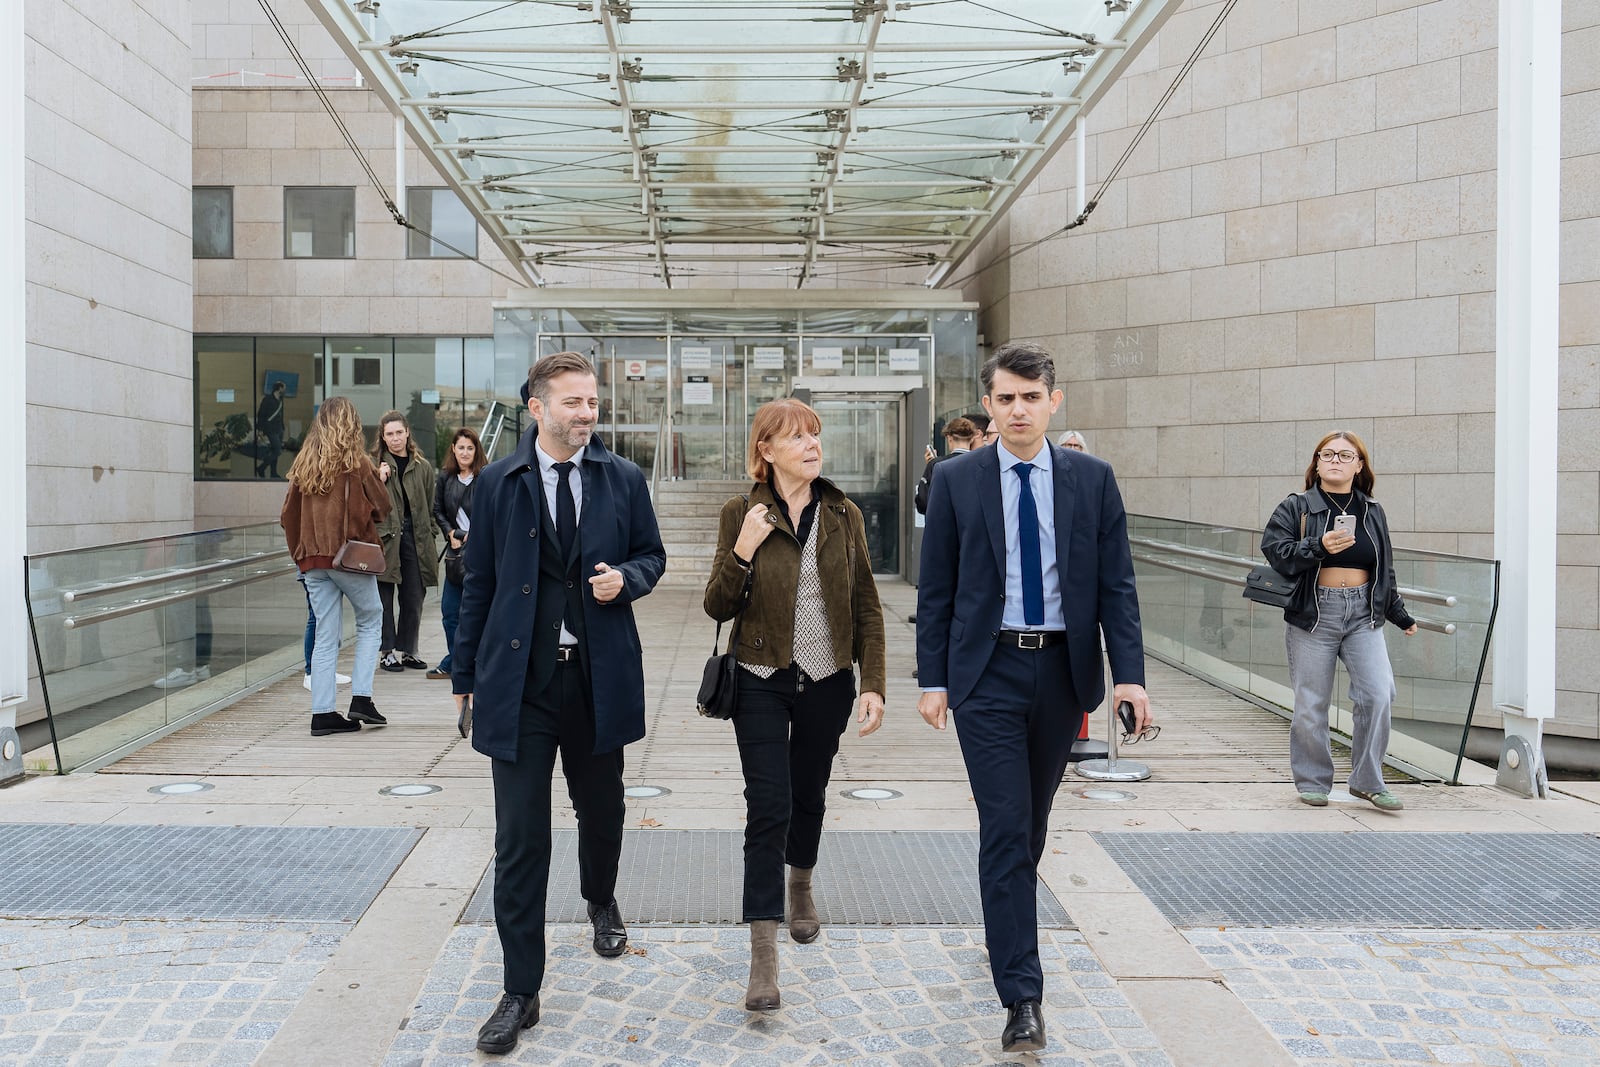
[{"xmin": 307, "ymin": 0, "xmax": 1181, "ymax": 287}]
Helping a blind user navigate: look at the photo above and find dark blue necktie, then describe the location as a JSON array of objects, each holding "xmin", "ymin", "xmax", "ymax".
[
  {"xmin": 1014, "ymin": 462, "xmax": 1044, "ymax": 626},
  {"xmin": 554, "ymin": 461, "xmax": 576, "ymax": 560}
]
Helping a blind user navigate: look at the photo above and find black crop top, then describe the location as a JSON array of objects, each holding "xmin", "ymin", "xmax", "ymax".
[{"xmin": 1320, "ymin": 489, "xmax": 1376, "ymax": 570}]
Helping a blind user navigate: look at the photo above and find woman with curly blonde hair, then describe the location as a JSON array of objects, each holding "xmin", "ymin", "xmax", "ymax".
[{"xmin": 281, "ymin": 397, "xmax": 392, "ymax": 736}]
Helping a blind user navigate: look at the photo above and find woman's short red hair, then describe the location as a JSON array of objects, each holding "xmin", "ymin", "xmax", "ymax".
[{"xmin": 747, "ymin": 398, "xmax": 822, "ymax": 482}]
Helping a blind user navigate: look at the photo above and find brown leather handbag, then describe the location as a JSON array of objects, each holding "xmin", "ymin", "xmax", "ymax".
[{"xmin": 331, "ymin": 474, "xmax": 386, "ymax": 575}]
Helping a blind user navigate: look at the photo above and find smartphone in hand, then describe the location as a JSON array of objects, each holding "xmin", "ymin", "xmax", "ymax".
[
  {"xmin": 1333, "ymin": 514, "xmax": 1357, "ymax": 537},
  {"xmin": 1116, "ymin": 700, "xmax": 1137, "ymax": 736}
]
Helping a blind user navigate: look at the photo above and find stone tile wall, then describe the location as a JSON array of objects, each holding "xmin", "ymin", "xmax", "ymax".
[
  {"xmin": 965, "ymin": 0, "xmax": 1600, "ymax": 739},
  {"xmin": 26, "ymin": 0, "xmax": 196, "ymax": 552}
]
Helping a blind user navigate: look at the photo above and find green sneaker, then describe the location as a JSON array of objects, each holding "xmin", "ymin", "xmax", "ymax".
[
  {"xmin": 1350, "ymin": 788, "xmax": 1404, "ymax": 811},
  {"xmin": 1298, "ymin": 792, "xmax": 1329, "ymax": 807}
]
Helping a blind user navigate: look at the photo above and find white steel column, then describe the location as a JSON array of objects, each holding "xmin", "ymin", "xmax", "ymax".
[
  {"xmin": 395, "ymin": 115, "xmax": 406, "ymax": 222},
  {"xmin": 1075, "ymin": 112, "xmax": 1087, "ymax": 217},
  {"xmin": 1492, "ymin": 1, "xmax": 1562, "ymax": 797},
  {"xmin": 2, "ymin": 0, "xmax": 29, "ymax": 781}
]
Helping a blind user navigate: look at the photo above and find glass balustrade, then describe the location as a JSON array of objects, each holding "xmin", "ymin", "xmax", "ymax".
[
  {"xmin": 23, "ymin": 523, "xmax": 350, "ymax": 774},
  {"xmin": 1127, "ymin": 514, "xmax": 1498, "ymax": 785}
]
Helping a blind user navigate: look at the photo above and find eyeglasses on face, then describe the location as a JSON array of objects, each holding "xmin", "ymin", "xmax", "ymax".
[{"xmin": 1317, "ymin": 449, "xmax": 1358, "ymax": 463}]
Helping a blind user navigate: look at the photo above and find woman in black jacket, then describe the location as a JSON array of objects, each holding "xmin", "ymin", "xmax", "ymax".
[
  {"xmin": 1261, "ymin": 430, "xmax": 1417, "ymax": 812},
  {"xmin": 428, "ymin": 427, "xmax": 486, "ymax": 679}
]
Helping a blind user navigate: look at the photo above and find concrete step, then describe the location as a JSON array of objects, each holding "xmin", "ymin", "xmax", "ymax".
[{"xmin": 662, "ymin": 542, "xmax": 718, "ymax": 560}]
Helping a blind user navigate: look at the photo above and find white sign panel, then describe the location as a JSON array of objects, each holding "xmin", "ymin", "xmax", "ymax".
[
  {"xmin": 752, "ymin": 346, "xmax": 786, "ymax": 369},
  {"xmin": 680, "ymin": 346, "xmax": 712, "ymax": 369},
  {"xmin": 624, "ymin": 359, "xmax": 647, "ymax": 380},
  {"xmin": 420, "ymin": 389, "xmax": 441, "ymax": 405},
  {"xmin": 215, "ymin": 388, "xmax": 235, "ymax": 403},
  {"xmin": 889, "ymin": 347, "xmax": 922, "ymax": 372},
  {"xmin": 811, "ymin": 347, "xmax": 844, "ymax": 371},
  {"xmin": 683, "ymin": 376, "xmax": 713, "ymax": 405}
]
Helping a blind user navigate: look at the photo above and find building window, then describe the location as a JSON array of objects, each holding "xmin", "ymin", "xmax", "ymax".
[
  {"xmin": 284, "ymin": 187, "xmax": 355, "ymax": 258},
  {"xmin": 193, "ymin": 187, "xmax": 233, "ymax": 258},
  {"xmin": 407, "ymin": 188, "xmax": 478, "ymax": 258}
]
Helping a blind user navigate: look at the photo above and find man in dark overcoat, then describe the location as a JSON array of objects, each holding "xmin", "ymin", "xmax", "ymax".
[{"xmin": 452, "ymin": 351, "xmax": 666, "ymax": 1055}]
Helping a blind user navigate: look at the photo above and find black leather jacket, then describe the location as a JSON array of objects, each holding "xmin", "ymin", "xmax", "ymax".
[
  {"xmin": 1260, "ymin": 489, "xmax": 1415, "ymax": 634},
  {"xmin": 433, "ymin": 470, "xmax": 477, "ymax": 543}
]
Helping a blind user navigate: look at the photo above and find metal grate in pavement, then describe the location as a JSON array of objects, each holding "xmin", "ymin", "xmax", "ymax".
[
  {"xmin": 462, "ymin": 829, "xmax": 1071, "ymax": 927},
  {"xmin": 0, "ymin": 823, "xmax": 421, "ymax": 922},
  {"xmin": 1095, "ymin": 832, "xmax": 1600, "ymax": 929}
]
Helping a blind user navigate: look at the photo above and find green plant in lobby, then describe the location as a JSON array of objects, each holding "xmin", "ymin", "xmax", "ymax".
[{"xmin": 197, "ymin": 411, "xmax": 254, "ymax": 463}]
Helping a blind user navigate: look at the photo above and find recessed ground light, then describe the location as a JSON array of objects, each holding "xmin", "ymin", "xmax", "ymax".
[
  {"xmin": 1073, "ymin": 787, "xmax": 1136, "ymax": 802},
  {"xmin": 624, "ymin": 785, "xmax": 670, "ymax": 799},
  {"xmin": 380, "ymin": 783, "xmax": 442, "ymax": 797},
  {"xmin": 149, "ymin": 782, "xmax": 214, "ymax": 795},
  {"xmin": 843, "ymin": 787, "xmax": 902, "ymax": 801}
]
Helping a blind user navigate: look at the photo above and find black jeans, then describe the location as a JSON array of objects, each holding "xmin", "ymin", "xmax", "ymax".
[
  {"xmin": 489, "ymin": 659, "xmax": 626, "ymax": 995},
  {"xmin": 378, "ymin": 525, "xmax": 423, "ymax": 654},
  {"xmin": 732, "ymin": 665, "xmax": 854, "ymax": 922}
]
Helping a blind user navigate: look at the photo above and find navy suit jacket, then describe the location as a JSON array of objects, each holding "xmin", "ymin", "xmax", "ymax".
[
  {"xmin": 453, "ymin": 427, "xmax": 666, "ymax": 760},
  {"xmin": 915, "ymin": 442, "xmax": 1145, "ymax": 712}
]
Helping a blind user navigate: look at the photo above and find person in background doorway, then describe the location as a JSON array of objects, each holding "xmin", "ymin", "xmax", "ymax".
[
  {"xmin": 374, "ymin": 411, "xmax": 440, "ymax": 674},
  {"xmin": 256, "ymin": 381, "xmax": 287, "ymax": 478},
  {"xmin": 703, "ymin": 398, "xmax": 886, "ymax": 1014},
  {"xmin": 1261, "ymin": 430, "xmax": 1416, "ymax": 812},
  {"xmin": 1057, "ymin": 430, "xmax": 1088, "ymax": 452},
  {"xmin": 280, "ymin": 396, "xmax": 390, "ymax": 735},
  {"xmin": 429, "ymin": 427, "xmax": 486, "ymax": 679},
  {"xmin": 914, "ymin": 416, "xmax": 980, "ymax": 517}
]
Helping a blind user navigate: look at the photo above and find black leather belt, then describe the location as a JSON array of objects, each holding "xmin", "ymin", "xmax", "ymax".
[
  {"xmin": 997, "ymin": 630, "xmax": 1066, "ymax": 650},
  {"xmin": 555, "ymin": 645, "xmax": 580, "ymax": 663}
]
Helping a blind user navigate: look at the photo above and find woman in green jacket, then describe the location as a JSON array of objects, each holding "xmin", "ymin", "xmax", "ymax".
[
  {"xmin": 703, "ymin": 397, "xmax": 886, "ymax": 1013},
  {"xmin": 373, "ymin": 410, "xmax": 440, "ymax": 673}
]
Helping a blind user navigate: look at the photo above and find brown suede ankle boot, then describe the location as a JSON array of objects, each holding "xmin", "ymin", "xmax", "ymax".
[
  {"xmin": 787, "ymin": 867, "xmax": 820, "ymax": 944},
  {"xmin": 745, "ymin": 919, "xmax": 780, "ymax": 1011}
]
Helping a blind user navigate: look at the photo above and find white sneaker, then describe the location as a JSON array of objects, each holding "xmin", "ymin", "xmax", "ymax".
[
  {"xmin": 153, "ymin": 665, "xmax": 210, "ymax": 689},
  {"xmin": 303, "ymin": 672, "xmax": 353, "ymax": 689}
]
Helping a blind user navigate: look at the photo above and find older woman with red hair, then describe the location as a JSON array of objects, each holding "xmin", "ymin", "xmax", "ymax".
[{"xmin": 703, "ymin": 398, "xmax": 886, "ymax": 1012}]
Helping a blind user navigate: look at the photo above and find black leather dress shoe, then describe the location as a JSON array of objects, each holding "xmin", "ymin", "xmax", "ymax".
[
  {"xmin": 476, "ymin": 992, "xmax": 539, "ymax": 1054},
  {"xmin": 1001, "ymin": 998, "xmax": 1046, "ymax": 1053},
  {"xmin": 587, "ymin": 898, "xmax": 627, "ymax": 957}
]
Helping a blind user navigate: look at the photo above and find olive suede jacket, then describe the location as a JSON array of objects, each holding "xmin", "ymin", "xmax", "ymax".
[
  {"xmin": 703, "ymin": 477, "xmax": 887, "ymax": 697},
  {"xmin": 375, "ymin": 451, "xmax": 440, "ymax": 586},
  {"xmin": 279, "ymin": 464, "xmax": 391, "ymax": 571}
]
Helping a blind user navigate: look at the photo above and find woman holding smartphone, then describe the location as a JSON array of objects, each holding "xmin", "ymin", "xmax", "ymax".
[{"xmin": 1261, "ymin": 430, "xmax": 1417, "ymax": 812}]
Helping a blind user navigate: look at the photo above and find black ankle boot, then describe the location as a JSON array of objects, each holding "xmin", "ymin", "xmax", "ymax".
[
  {"xmin": 347, "ymin": 695, "xmax": 386, "ymax": 725},
  {"xmin": 310, "ymin": 712, "xmax": 360, "ymax": 736}
]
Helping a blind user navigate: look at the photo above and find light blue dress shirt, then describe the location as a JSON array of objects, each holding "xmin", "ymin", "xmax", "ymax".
[{"xmin": 996, "ymin": 440, "xmax": 1065, "ymax": 631}]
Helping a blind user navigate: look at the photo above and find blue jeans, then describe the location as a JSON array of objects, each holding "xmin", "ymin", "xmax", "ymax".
[
  {"xmin": 302, "ymin": 580, "xmax": 316, "ymax": 672},
  {"xmin": 302, "ymin": 569, "xmax": 381, "ymax": 714},
  {"xmin": 1285, "ymin": 584, "xmax": 1396, "ymax": 795},
  {"xmin": 438, "ymin": 579, "xmax": 462, "ymax": 672}
]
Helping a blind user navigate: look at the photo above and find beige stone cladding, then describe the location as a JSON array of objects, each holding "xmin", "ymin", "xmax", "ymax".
[
  {"xmin": 26, "ymin": 0, "xmax": 196, "ymax": 553},
  {"xmin": 964, "ymin": 0, "xmax": 1600, "ymax": 741}
]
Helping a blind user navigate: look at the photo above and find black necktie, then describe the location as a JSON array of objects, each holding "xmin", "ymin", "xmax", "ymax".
[{"xmin": 554, "ymin": 461, "xmax": 576, "ymax": 560}]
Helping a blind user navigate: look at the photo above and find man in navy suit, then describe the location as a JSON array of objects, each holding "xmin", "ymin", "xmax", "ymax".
[
  {"xmin": 452, "ymin": 351, "xmax": 665, "ymax": 1055},
  {"xmin": 916, "ymin": 341, "xmax": 1153, "ymax": 1054}
]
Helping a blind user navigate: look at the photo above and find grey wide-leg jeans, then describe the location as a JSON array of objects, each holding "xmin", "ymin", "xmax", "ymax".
[{"xmin": 1284, "ymin": 584, "xmax": 1396, "ymax": 795}]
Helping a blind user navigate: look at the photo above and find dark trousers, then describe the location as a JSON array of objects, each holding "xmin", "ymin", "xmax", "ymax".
[
  {"xmin": 953, "ymin": 644, "xmax": 1082, "ymax": 1007},
  {"xmin": 438, "ymin": 579, "xmax": 461, "ymax": 672},
  {"xmin": 378, "ymin": 527, "xmax": 423, "ymax": 654},
  {"xmin": 732, "ymin": 666, "xmax": 855, "ymax": 922},
  {"xmin": 489, "ymin": 659, "xmax": 626, "ymax": 995}
]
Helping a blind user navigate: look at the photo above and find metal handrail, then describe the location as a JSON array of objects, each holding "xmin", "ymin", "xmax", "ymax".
[
  {"xmin": 1129, "ymin": 536, "xmax": 1459, "ymax": 607},
  {"xmin": 1129, "ymin": 551, "xmax": 1457, "ymax": 635},
  {"xmin": 61, "ymin": 561, "xmax": 300, "ymax": 630},
  {"xmin": 60, "ymin": 551, "xmax": 289, "ymax": 604},
  {"xmin": 648, "ymin": 404, "xmax": 669, "ymax": 500}
]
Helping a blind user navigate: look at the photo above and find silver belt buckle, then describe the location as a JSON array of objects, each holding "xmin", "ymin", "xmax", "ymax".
[{"xmin": 1017, "ymin": 631, "xmax": 1043, "ymax": 650}]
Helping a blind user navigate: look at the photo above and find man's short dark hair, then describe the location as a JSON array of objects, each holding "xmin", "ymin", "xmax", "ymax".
[
  {"xmin": 966, "ymin": 412, "xmax": 991, "ymax": 432},
  {"xmin": 981, "ymin": 341, "xmax": 1056, "ymax": 395},
  {"xmin": 526, "ymin": 351, "xmax": 597, "ymax": 405}
]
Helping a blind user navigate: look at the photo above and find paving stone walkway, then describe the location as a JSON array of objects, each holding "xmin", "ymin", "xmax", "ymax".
[
  {"xmin": 385, "ymin": 926, "xmax": 1171, "ymax": 1067},
  {"xmin": 1186, "ymin": 930, "xmax": 1600, "ymax": 1067},
  {"xmin": 0, "ymin": 920, "xmax": 346, "ymax": 1067}
]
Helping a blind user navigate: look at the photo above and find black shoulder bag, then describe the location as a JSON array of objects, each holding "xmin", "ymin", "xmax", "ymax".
[
  {"xmin": 1243, "ymin": 507, "xmax": 1306, "ymax": 609},
  {"xmin": 697, "ymin": 495, "xmax": 754, "ymax": 720}
]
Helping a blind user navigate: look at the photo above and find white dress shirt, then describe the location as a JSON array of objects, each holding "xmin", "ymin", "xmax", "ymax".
[{"xmin": 534, "ymin": 440, "xmax": 584, "ymax": 644}]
